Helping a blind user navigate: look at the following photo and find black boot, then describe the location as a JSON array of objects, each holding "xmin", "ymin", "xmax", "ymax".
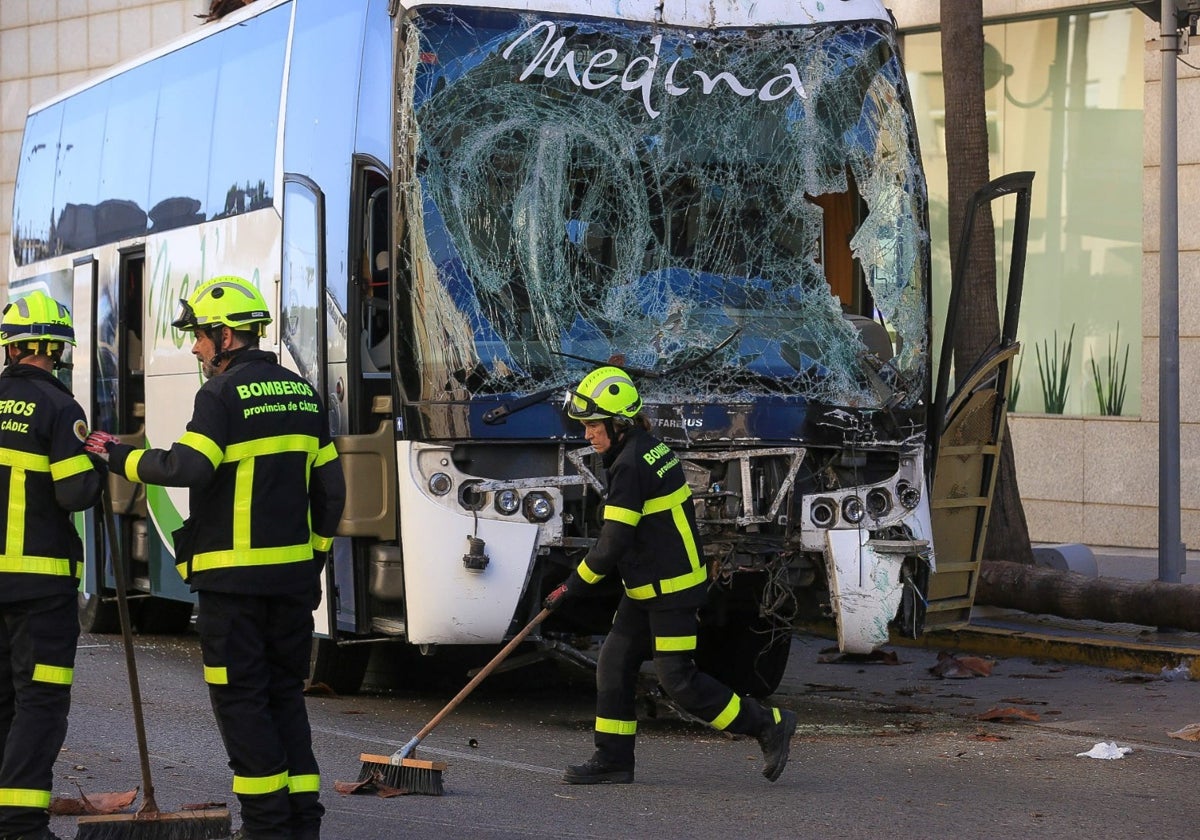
[
  {"xmin": 757, "ymin": 707, "xmax": 798, "ymax": 782},
  {"xmin": 562, "ymin": 753, "xmax": 634, "ymax": 784}
]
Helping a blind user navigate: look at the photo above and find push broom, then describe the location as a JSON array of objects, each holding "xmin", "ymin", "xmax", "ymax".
[
  {"xmin": 358, "ymin": 607, "xmax": 552, "ymax": 795},
  {"xmin": 75, "ymin": 487, "xmax": 231, "ymax": 840}
]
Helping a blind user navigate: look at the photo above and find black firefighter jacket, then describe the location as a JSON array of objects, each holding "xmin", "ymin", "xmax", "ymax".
[
  {"xmin": 565, "ymin": 426, "xmax": 707, "ymax": 610},
  {"xmin": 0, "ymin": 363, "xmax": 102, "ymax": 603},
  {"xmin": 107, "ymin": 349, "xmax": 345, "ymax": 596}
]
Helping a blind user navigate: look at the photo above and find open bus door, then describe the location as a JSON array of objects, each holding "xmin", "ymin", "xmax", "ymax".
[{"xmin": 921, "ymin": 172, "xmax": 1034, "ymax": 631}]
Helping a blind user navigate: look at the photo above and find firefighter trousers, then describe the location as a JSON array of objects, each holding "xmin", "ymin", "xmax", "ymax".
[
  {"xmin": 592, "ymin": 596, "xmax": 769, "ymax": 767},
  {"xmin": 197, "ymin": 590, "xmax": 322, "ymax": 840},
  {"xmin": 0, "ymin": 593, "xmax": 78, "ymax": 836}
]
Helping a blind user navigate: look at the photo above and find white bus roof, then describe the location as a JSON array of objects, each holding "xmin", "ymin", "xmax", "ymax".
[{"xmin": 399, "ymin": 0, "xmax": 891, "ymax": 27}]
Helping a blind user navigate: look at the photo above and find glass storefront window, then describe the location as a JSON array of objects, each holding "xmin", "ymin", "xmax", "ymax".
[{"xmin": 906, "ymin": 8, "xmax": 1143, "ymax": 416}]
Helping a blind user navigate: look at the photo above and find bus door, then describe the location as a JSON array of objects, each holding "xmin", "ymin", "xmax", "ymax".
[
  {"xmin": 333, "ymin": 162, "xmax": 401, "ymax": 638},
  {"xmin": 922, "ymin": 172, "xmax": 1034, "ymax": 632}
]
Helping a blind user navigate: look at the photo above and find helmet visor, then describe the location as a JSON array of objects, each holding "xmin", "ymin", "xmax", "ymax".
[
  {"xmin": 171, "ymin": 299, "xmax": 200, "ymax": 331},
  {"xmin": 564, "ymin": 388, "xmax": 618, "ymax": 421}
]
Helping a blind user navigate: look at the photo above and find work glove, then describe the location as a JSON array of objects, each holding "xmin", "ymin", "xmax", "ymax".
[
  {"xmin": 543, "ymin": 582, "xmax": 573, "ymax": 611},
  {"xmin": 84, "ymin": 430, "xmax": 120, "ymax": 461}
]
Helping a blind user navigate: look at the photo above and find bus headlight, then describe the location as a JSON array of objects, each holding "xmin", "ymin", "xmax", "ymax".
[
  {"xmin": 841, "ymin": 496, "xmax": 865, "ymax": 524},
  {"xmin": 428, "ymin": 472, "xmax": 453, "ymax": 496},
  {"xmin": 494, "ymin": 489, "xmax": 521, "ymax": 515},
  {"xmin": 866, "ymin": 488, "xmax": 891, "ymax": 518},
  {"xmin": 523, "ymin": 492, "xmax": 554, "ymax": 522},
  {"xmin": 897, "ymin": 481, "xmax": 921, "ymax": 510},
  {"xmin": 810, "ymin": 498, "xmax": 837, "ymax": 527}
]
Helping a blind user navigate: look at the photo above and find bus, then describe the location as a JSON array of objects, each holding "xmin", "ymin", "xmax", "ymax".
[{"xmin": 8, "ymin": 0, "xmax": 1023, "ymax": 698}]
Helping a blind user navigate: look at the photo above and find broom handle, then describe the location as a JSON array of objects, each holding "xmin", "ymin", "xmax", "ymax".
[
  {"xmin": 395, "ymin": 608, "xmax": 551, "ymax": 758},
  {"xmin": 100, "ymin": 489, "xmax": 160, "ymax": 815}
]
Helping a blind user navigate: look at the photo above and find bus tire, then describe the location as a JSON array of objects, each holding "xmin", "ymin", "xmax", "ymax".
[
  {"xmin": 78, "ymin": 590, "xmax": 121, "ymax": 634},
  {"xmin": 136, "ymin": 597, "xmax": 194, "ymax": 635},
  {"xmin": 309, "ymin": 637, "xmax": 370, "ymax": 696},
  {"xmin": 696, "ymin": 613, "xmax": 793, "ymax": 700}
]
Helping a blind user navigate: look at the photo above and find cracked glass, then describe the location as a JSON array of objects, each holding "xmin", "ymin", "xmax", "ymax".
[{"xmin": 396, "ymin": 9, "xmax": 928, "ymax": 419}]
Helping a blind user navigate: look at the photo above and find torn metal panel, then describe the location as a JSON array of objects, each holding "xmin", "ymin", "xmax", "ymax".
[{"xmin": 824, "ymin": 529, "xmax": 905, "ymax": 654}]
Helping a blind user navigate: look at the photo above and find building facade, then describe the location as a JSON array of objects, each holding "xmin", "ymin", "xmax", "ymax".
[{"xmin": 1, "ymin": 0, "xmax": 1196, "ymax": 551}]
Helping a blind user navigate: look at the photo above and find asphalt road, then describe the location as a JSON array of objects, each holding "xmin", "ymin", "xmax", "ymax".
[{"xmin": 49, "ymin": 628, "xmax": 1200, "ymax": 839}]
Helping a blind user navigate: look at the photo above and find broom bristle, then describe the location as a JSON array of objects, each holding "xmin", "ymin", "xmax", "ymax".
[
  {"xmin": 358, "ymin": 752, "xmax": 445, "ymax": 796},
  {"xmin": 75, "ymin": 808, "xmax": 232, "ymax": 840}
]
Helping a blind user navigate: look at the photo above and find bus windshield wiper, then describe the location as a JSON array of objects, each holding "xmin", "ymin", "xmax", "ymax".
[{"xmin": 481, "ymin": 328, "xmax": 741, "ymax": 425}]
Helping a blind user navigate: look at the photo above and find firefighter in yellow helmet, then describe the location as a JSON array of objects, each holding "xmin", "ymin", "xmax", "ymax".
[
  {"xmin": 544, "ymin": 366, "xmax": 797, "ymax": 784},
  {"xmin": 86, "ymin": 276, "xmax": 345, "ymax": 840},
  {"xmin": 0, "ymin": 291, "xmax": 103, "ymax": 840}
]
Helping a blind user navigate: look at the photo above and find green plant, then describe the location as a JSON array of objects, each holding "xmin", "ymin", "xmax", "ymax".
[
  {"xmin": 1089, "ymin": 322, "xmax": 1130, "ymax": 416},
  {"xmin": 1035, "ymin": 324, "xmax": 1074, "ymax": 414}
]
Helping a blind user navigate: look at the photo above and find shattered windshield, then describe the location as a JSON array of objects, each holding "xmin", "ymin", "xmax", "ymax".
[{"xmin": 396, "ymin": 8, "xmax": 928, "ymax": 415}]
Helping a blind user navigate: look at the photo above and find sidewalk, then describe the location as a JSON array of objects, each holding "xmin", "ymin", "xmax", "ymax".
[{"xmin": 904, "ymin": 543, "xmax": 1200, "ymax": 677}]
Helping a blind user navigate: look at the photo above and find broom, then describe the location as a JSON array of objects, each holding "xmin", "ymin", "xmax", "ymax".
[
  {"xmin": 75, "ymin": 488, "xmax": 231, "ymax": 840},
  {"xmin": 358, "ymin": 607, "xmax": 552, "ymax": 795}
]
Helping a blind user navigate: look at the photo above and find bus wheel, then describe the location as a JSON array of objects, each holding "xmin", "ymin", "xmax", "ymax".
[
  {"xmin": 78, "ymin": 590, "xmax": 121, "ymax": 634},
  {"xmin": 696, "ymin": 613, "xmax": 793, "ymax": 700},
  {"xmin": 309, "ymin": 638, "xmax": 370, "ymax": 696},
  {"xmin": 137, "ymin": 597, "xmax": 195, "ymax": 634}
]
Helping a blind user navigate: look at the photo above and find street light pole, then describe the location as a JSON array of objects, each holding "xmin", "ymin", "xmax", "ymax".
[{"xmin": 1158, "ymin": 0, "xmax": 1185, "ymax": 583}]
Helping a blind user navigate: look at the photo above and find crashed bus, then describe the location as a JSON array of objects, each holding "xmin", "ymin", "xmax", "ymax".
[{"xmin": 8, "ymin": 0, "xmax": 1021, "ymax": 697}]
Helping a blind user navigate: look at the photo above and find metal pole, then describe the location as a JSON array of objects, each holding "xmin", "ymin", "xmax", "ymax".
[{"xmin": 1159, "ymin": 0, "xmax": 1185, "ymax": 583}]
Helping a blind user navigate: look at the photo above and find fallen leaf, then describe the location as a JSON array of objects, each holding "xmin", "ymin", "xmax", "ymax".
[
  {"xmin": 929, "ymin": 651, "xmax": 994, "ymax": 679},
  {"xmin": 333, "ymin": 777, "xmax": 375, "ymax": 795},
  {"xmin": 51, "ymin": 787, "xmax": 139, "ymax": 816},
  {"xmin": 1167, "ymin": 723, "xmax": 1200, "ymax": 741},
  {"xmin": 971, "ymin": 732, "xmax": 1010, "ymax": 742},
  {"xmin": 977, "ymin": 706, "xmax": 1040, "ymax": 722},
  {"xmin": 181, "ymin": 801, "xmax": 227, "ymax": 811}
]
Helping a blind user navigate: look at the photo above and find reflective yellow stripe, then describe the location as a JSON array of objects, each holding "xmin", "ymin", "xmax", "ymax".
[
  {"xmin": 604, "ymin": 504, "xmax": 640, "ymax": 526},
  {"xmin": 6, "ymin": 469, "xmax": 25, "ymax": 556},
  {"xmin": 225, "ymin": 434, "xmax": 318, "ymax": 461},
  {"xmin": 0, "ymin": 787, "xmax": 51, "ymax": 808},
  {"xmin": 313, "ymin": 442, "xmax": 338, "ymax": 467},
  {"xmin": 191, "ymin": 543, "xmax": 312, "ymax": 573},
  {"xmin": 232, "ymin": 771, "xmax": 289, "ymax": 795},
  {"xmin": 32, "ymin": 663, "xmax": 73, "ymax": 685},
  {"xmin": 595, "ymin": 717, "xmax": 637, "ymax": 736},
  {"xmin": 234, "ymin": 458, "xmax": 254, "ymax": 550},
  {"xmin": 710, "ymin": 694, "xmax": 741, "ymax": 731},
  {"xmin": 50, "ymin": 452, "xmax": 93, "ymax": 480},
  {"xmin": 654, "ymin": 635, "xmax": 696, "ymax": 653},
  {"xmin": 625, "ymin": 583, "xmax": 655, "ymax": 600},
  {"xmin": 204, "ymin": 665, "xmax": 228, "ymax": 685},
  {"xmin": 124, "ymin": 449, "xmax": 145, "ymax": 480},
  {"xmin": 641, "ymin": 483, "xmax": 692, "ymax": 515},
  {"xmin": 0, "ymin": 450, "xmax": 50, "ymax": 471},
  {"xmin": 311, "ymin": 533, "xmax": 334, "ymax": 552},
  {"xmin": 770, "ymin": 706, "xmax": 782, "ymax": 725},
  {"xmin": 288, "ymin": 774, "xmax": 320, "ymax": 794},
  {"xmin": 179, "ymin": 431, "xmax": 224, "ymax": 469},
  {"xmin": 0, "ymin": 556, "xmax": 74, "ymax": 576},
  {"xmin": 576, "ymin": 558, "xmax": 604, "ymax": 584}
]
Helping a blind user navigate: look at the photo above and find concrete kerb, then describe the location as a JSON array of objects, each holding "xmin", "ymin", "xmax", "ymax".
[
  {"xmin": 893, "ymin": 622, "xmax": 1200, "ymax": 679},
  {"xmin": 798, "ymin": 616, "xmax": 1200, "ymax": 679}
]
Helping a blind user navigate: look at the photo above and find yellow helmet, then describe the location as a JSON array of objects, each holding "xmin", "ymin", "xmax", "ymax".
[
  {"xmin": 172, "ymin": 275, "xmax": 271, "ymax": 336},
  {"xmin": 565, "ymin": 366, "xmax": 642, "ymax": 421},
  {"xmin": 0, "ymin": 290, "xmax": 75, "ymax": 349}
]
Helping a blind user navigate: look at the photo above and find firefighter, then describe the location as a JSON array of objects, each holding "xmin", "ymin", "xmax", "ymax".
[
  {"xmin": 85, "ymin": 276, "xmax": 345, "ymax": 840},
  {"xmin": 544, "ymin": 366, "xmax": 797, "ymax": 784},
  {"xmin": 0, "ymin": 291, "xmax": 102, "ymax": 840}
]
